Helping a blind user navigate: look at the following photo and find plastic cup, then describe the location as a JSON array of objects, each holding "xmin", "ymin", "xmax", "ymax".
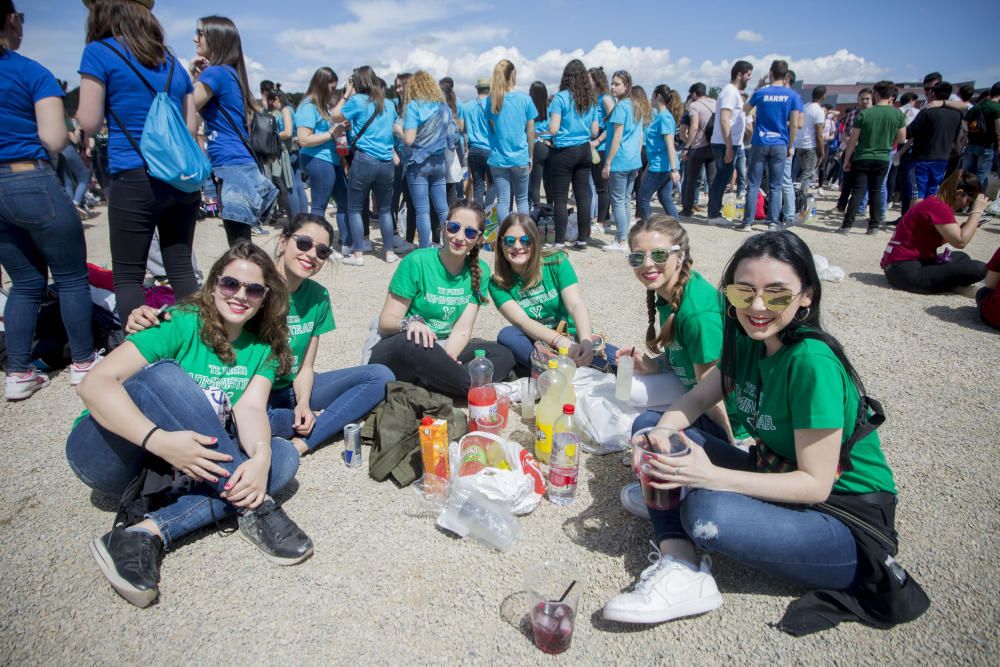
[
  {"xmin": 631, "ymin": 427, "xmax": 690, "ymax": 511},
  {"xmin": 492, "ymin": 383, "xmax": 512, "ymax": 426},
  {"xmin": 475, "ymin": 414, "xmax": 503, "ymax": 435},
  {"xmin": 519, "ymin": 378, "xmax": 536, "ymax": 419},
  {"xmin": 524, "ymin": 561, "xmax": 582, "ymax": 655}
]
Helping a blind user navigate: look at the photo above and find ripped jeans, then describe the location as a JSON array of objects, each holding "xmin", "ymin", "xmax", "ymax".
[{"xmin": 649, "ymin": 427, "xmax": 859, "ymax": 590}]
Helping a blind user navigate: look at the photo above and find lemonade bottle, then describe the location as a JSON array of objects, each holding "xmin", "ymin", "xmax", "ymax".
[
  {"xmin": 555, "ymin": 346, "xmax": 577, "ymax": 383},
  {"xmin": 534, "ymin": 362, "xmax": 567, "ymax": 465},
  {"xmin": 722, "ymin": 193, "xmax": 736, "ymax": 220}
]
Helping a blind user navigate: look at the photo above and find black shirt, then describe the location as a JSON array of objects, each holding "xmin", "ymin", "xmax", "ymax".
[{"xmin": 907, "ymin": 106, "xmax": 962, "ymax": 161}]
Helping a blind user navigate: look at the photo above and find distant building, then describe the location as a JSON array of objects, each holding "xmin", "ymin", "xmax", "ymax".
[{"xmin": 792, "ymin": 81, "xmax": 981, "ymax": 113}]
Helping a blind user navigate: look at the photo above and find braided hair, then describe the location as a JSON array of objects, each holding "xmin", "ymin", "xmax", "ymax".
[
  {"xmin": 446, "ymin": 200, "xmax": 488, "ymax": 303},
  {"xmin": 627, "ymin": 215, "xmax": 692, "ymax": 354}
]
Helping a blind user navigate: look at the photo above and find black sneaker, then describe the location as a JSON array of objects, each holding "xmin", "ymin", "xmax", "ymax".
[
  {"xmin": 89, "ymin": 526, "xmax": 163, "ymax": 608},
  {"xmin": 238, "ymin": 498, "xmax": 314, "ymax": 565}
]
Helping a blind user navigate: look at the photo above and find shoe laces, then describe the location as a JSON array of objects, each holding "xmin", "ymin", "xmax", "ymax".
[{"xmin": 634, "ymin": 540, "xmax": 684, "ymax": 593}]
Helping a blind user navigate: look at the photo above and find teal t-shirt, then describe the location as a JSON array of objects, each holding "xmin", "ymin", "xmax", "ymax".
[
  {"xmin": 403, "ymin": 100, "xmax": 442, "ymax": 130},
  {"xmin": 726, "ymin": 335, "xmax": 897, "ymax": 495},
  {"xmin": 388, "ymin": 248, "xmax": 491, "ymax": 338},
  {"xmin": 460, "ymin": 97, "xmax": 491, "ymax": 150},
  {"xmin": 274, "ymin": 279, "xmax": 336, "ymax": 389},
  {"xmin": 295, "ymin": 100, "xmax": 334, "ymax": 163},
  {"xmin": 595, "ymin": 94, "xmax": 611, "ymax": 151},
  {"xmin": 548, "ymin": 90, "xmax": 597, "ymax": 148},
  {"xmin": 645, "ymin": 109, "xmax": 677, "ymax": 173},
  {"xmin": 485, "ymin": 91, "xmax": 537, "ymax": 168},
  {"xmin": 341, "ymin": 94, "xmax": 397, "ymax": 161},
  {"xmin": 488, "ymin": 251, "xmax": 579, "ymax": 335},
  {"xmin": 608, "ymin": 98, "xmax": 643, "ymax": 172}
]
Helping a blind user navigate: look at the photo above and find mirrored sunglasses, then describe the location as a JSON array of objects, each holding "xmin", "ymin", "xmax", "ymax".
[
  {"xmin": 501, "ymin": 234, "xmax": 532, "ymax": 248},
  {"xmin": 626, "ymin": 245, "xmax": 681, "ymax": 268},
  {"xmin": 445, "ymin": 220, "xmax": 480, "ymax": 240},
  {"xmin": 723, "ymin": 284, "xmax": 799, "ymax": 312}
]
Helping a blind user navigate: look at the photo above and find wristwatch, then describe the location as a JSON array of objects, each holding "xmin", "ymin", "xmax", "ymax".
[{"xmin": 399, "ymin": 314, "xmax": 425, "ymax": 334}]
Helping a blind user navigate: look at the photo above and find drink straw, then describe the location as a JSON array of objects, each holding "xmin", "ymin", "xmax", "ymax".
[{"xmin": 557, "ymin": 580, "xmax": 577, "ymax": 603}]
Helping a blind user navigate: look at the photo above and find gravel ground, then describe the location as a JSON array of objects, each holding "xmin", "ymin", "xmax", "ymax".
[{"xmin": 1, "ymin": 192, "xmax": 998, "ymax": 665}]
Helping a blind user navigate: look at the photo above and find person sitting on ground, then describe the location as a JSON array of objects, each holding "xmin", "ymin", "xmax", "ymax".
[
  {"xmin": 976, "ymin": 248, "xmax": 1000, "ymax": 330},
  {"xmin": 368, "ymin": 200, "xmax": 515, "ymax": 397},
  {"xmin": 881, "ymin": 170, "xmax": 988, "ymax": 293},
  {"xmin": 604, "ymin": 230, "xmax": 900, "ymax": 627},
  {"xmin": 66, "ymin": 241, "xmax": 313, "ymax": 609}
]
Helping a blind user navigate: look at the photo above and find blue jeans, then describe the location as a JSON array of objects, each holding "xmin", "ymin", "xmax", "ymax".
[
  {"xmin": 348, "ymin": 151, "xmax": 395, "ymax": 253},
  {"xmin": 302, "ymin": 155, "xmax": 348, "ymax": 243},
  {"xmin": 60, "ymin": 144, "xmax": 91, "ymax": 205},
  {"xmin": 646, "ymin": 427, "xmax": 859, "ymax": 590},
  {"xmin": 267, "ymin": 364, "xmax": 394, "ymax": 451},
  {"xmin": 636, "ymin": 170, "xmax": 679, "ymax": 220},
  {"xmin": 490, "ymin": 164, "xmax": 530, "ymax": 223},
  {"xmin": 735, "ymin": 145, "xmax": 747, "ymax": 197},
  {"xmin": 961, "ymin": 145, "xmax": 995, "ymax": 191},
  {"xmin": 609, "ymin": 169, "xmax": 639, "ymax": 242},
  {"xmin": 781, "ymin": 152, "xmax": 795, "ymax": 220},
  {"xmin": 288, "ymin": 152, "xmax": 309, "ymax": 217},
  {"xmin": 65, "ymin": 361, "xmax": 300, "ymax": 549},
  {"xmin": 0, "ymin": 161, "xmax": 94, "ymax": 371},
  {"xmin": 406, "ymin": 153, "xmax": 449, "ymax": 248},
  {"xmin": 707, "ymin": 144, "xmax": 742, "ymax": 218},
  {"xmin": 497, "ymin": 325, "xmax": 618, "ymax": 374},
  {"xmin": 743, "ymin": 143, "xmax": 787, "ymax": 224},
  {"xmin": 213, "ymin": 163, "xmax": 278, "ymax": 226}
]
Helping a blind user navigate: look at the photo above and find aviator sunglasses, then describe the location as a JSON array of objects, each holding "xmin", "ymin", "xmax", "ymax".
[
  {"xmin": 218, "ymin": 276, "xmax": 269, "ymax": 303},
  {"xmin": 626, "ymin": 245, "xmax": 681, "ymax": 268},
  {"xmin": 445, "ymin": 220, "xmax": 481, "ymax": 240},
  {"xmin": 290, "ymin": 234, "xmax": 333, "ymax": 260},
  {"xmin": 723, "ymin": 285, "xmax": 800, "ymax": 312},
  {"xmin": 501, "ymin": 234, "xmax": 532, "ymax": 248}
]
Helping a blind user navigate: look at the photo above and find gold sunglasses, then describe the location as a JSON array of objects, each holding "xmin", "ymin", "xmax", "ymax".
[{"xmin": 723, "ymin": 285, "xmax": 800, "ymax": 312}]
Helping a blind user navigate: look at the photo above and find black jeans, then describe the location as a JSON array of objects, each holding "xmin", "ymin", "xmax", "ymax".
[
  {"xmin": 393, "ymin": 162, "xmax": 417, "ymax": 242},
  {"xmin": 369, "ymin": 334, "xmax": 515, "ymax": 398},
  {"xmin": 841, "ymin": 159, "xmax": 890, "ymax": 229},
  {"xmin": 681, "ymin": 144, "xmax": 716, "ymax": 215},
  {"xmin": 108, "ymin": 168, "xmax": 199, "ymax": 321},
  {"xmin": 223, "ymin": 219, "xmax": 252, "ymax": 246},
  {"xmin": 591, "ymin": 149, "xmax": 610, "ymax": 222},
  {"xmin": 467, "ymin": 146, "xmax": 495, "ymax": 209},
  {"xmin": 544, "ymin": 143, "xmax": 592, "ymax": 244},
  {"xmin": 530, "ymin": 142, "xmax": 552, "ymax": 207},
  {"xmin": 884, "ymin": 253, "xmax": 987, "ymax": 294}
]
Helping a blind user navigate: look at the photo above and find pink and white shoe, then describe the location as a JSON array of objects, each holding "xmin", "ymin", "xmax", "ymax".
[
  {"xmin": 70, "ymin": 351, "xmax": 104, "ymax": 386},
  {"xmin": 5, "ymin": 370, "xmax": 51, "ymax": 401}
]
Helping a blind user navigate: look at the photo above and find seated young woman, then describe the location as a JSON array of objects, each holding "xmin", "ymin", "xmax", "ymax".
[
  {"xmin": 128, "ymin": 215, "xmax": 395, "ymax": 456},
  {"xmin": 66, "ymin": 242, "xmax": 313, "ymax": 609},
  {"xmin": 369, "ymin": 201, "xmax": 515, "ymax": 397},
  {"xmin": 881, "ymin": 170, "xmax": 988, "ymax": 294},
  {"xmin": 489, "ymin": 213, "xmax": 613, "ymax": 375},
  {"xmin": 604, "ymin": 231, "xmax": 899, "ymax": 626},
  {"xmin": 977, "ymin": 248, "xmax": 1000, "ymax": 330}
]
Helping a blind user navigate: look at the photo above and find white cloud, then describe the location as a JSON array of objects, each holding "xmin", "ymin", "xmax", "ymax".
[{"xmin": 736, "ymin": 30, "xmax": 764, "ymax": 43}]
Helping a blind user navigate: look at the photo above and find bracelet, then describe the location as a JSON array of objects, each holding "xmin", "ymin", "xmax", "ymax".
[
  {"xmin": 141, "ymin": 426, "xmax": 160, "ymax": 450},
  {"xmin": 400, "ymin": 314, "xmax": 425, "ymax": 334}
]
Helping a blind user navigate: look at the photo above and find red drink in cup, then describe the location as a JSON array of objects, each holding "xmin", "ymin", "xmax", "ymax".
[
  {"xmin": 524, "ymin": 560, "xmax": 582, "ymax": 655},
  {"xmin": 531, "ymin": 601, "xmax": 575, "ymax": 654},
  {"xmin": 492, "ymin": 383, "xmax": 512, "ymax": 427},
  {"xmin": 632, "ymin": 427, "xmax": 690, "ymax": 511}
]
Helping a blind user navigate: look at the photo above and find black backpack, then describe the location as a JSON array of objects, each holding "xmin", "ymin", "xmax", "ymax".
[
  {"xmin": 249, "ymin": 109, "xmax": 281, "ymax": 159},
  {"xmin": 965, "ymin": 103, "xmax": 991, "ymax": 142},
  {"xmin": 704, "ymin": 112, "xmax": 716, "ymax": 142}
]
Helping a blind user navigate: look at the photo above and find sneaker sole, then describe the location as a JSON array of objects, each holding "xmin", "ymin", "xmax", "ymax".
[
  {"xmin": 89, "ymin": 537, "xmax": 157, "ymax": 608},
  {"xmin": 602, "ymin": 591, "xmax": 723, "ymax": 624},
  {"xmin": 5, "ymin": 377, "xmax": 50, "ymax": 401},
  {"xmin": 238, "ymin": 529, "xmax": 314, "ymax": 566}
]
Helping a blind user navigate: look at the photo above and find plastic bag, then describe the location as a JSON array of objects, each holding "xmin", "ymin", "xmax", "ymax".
[
  {"xmin": 570, "ymin": 368, "xmax": 641, "ymax": 455},
  {"xmin": 814, "ymin": 254, "xmax": 845, "ymax": 283},
  {"xmin": 436, "ymin": 486, "xmax": 520, "ymax": 551},
  {"xmin": 450, "ymin": 432, "xmax": 544, "ymax": 515}
]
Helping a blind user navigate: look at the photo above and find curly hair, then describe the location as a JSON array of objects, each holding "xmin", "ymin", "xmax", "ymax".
[
  {"xmin": 405, "ymin": 70, "xmax": 445, "ymax": 105},
  {"xmin": 560, "ymin": 59, "xmax": 596, "ymax": 114},
  {"xmin": 446, "ymin": 200, "xmax": 487, "ymax": 303},
  {"xmin": 627, "ymin": 215, "xmax": 692, "ymax": 354},
  {"xmin": 182, "ymin": 241, "xmax": 293, "ymax": 377}
]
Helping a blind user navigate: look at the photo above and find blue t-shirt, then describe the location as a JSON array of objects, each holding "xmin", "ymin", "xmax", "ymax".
[
  {"xmin": 295, "ymin": 99, "xmax": 334, "ymax": 163},
  {"xmin": 548, "ymin": 90, "xmax": 597, "ymax": 149},
  {"xmin": 485, "ymin": 91, "xmax": 537, "ymax": 168},
  {"xmin": 608, "ymin": 98, "xmax": 643, "ymax": 172},
  {"xmin": 747, "ymin": 85, "xmax": 804, "ymax": 146},
  {"xmin": 596, "ymin": 94, "xmax": 611, "ymax": 151},
  {"xmin": 0, "ymin": 50, "xmax": 64, "ymax": 163},
  {"xmin": 342, "ymin": 93, "xmax": 397, "ymax": 161},
  {"xmin": 276, "ymin": 105, "xmax": 295, "ymax": 134},
  {"xmin": 403, "ymin": 100, "xmax": 443, "ymax": 130},
  {"xmin": 79, "ymin": 38, "xmax": 194, "ymax": 173},
  {"xmin": 535, "ymin": 118, "xmax": 550, "ymax": 142},
  {"xmin": 197, "ymin": 65, "xmax": 253, "ymax": 166},
  {"xmin": 460, "ymin": 97, "xmax": 491, "ymax": 150},
  {"xmin": 645, "ymin": 109, "xmax": 677, "ymax": 172}
]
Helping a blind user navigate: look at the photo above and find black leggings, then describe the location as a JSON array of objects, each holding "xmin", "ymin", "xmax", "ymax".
[
  {"xmin": 223, "ymin": 219, "xmax": 252, "ymax": 246},
  {"xmin": 108, "ymin": 168, "xmax": 199, "ymax": 322},
  {"xmin": 591, "ymin": 149, "xmax": 610, "ymax": 222},
  {"xmin": 530, "ymin": 142, "xmax": 552, "ymax": 207},
  {"xmin": 369, "ymin": 334, "xmax": 515, "ymax": 398},
  {"xmin": 545, "ymin": 143, "xmax": 593, "ymax": 244},
  {"xmin": 883, "ymin": 253, "xmax": 987, "ymax": 294}
]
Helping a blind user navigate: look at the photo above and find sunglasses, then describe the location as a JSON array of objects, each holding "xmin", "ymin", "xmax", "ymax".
[
  {"xmin": 626, "ymin": 245, "xmax": 681, "ymax": 268},
  {"xmin": 218, "ymin": 276, "xmax": 269, "ymax": 303},
  {"xmin": 290, "ymin": 234, "xmax": 333, "ymax": 260},
  {"xmin": 723, "ymin": 285, "xmax": 800, "ymax": 312},
  {"xmin": 501, "ymin": 234, "xmax": 532, "ymax": 248},
  {"xmin": 445, "ymin": 220, "xmax": 480, "ymax": 240}
]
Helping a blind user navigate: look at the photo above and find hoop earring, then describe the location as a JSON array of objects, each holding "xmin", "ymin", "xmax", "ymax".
[
  {"xmin": 794, "ymin": 306, "xmax": 811, "ymax": 322},
  {"xmin": 726, "ymin": 304, "xmax": 738, "ymax": 319}
]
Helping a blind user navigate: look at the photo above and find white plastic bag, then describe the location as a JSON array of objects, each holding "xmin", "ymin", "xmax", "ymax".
[
  {"xmin": 570, "ymin": 368, "xmax": 641, "ymax": 454},
  {"xmin": 814, "ymin": 254, "xmax": 845, "ymax": 283},
  {"xmin": 449, "ymin": 432, "xmax": 545, "ymax": 515}
]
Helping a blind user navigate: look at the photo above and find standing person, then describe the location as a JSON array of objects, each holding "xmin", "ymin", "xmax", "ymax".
[
  {"xmin": 265, "ymin": 90, "xmax": 295, "ymax": 223},
  {"xmin": 960, "ymin": 82, "xmax": 1000, "ymax": 192},
  {"xmin": 737, "ymin": 60, "xmax": 800, "ymax": 232},
  {"xmin": 1, "ymin": 0, "xmax": 100, "ymax": 401},
  {"xmin": 67, "ymin": 242, "xmax": 313, "ymax": 608},
  {"xmin": 834, "ymin": 89, "xmax": 873, "ymax": 212},
  {"xmin": 837, "ymin": 81, "xmax": 907, "ymax": 235},
  {"xmin": 61, "ymin": 116, "xmax": 96, "ymax": 218},
  {"xmin": 707, "ymin": 61, "xmax": 753, "ymax": 224},
  {"xmin": 391, "ymin": 73, "xmax": 418, "ymax": 244},
  {"xmin": 528, "ymin": 80, "xmax": 552, "ymax": 207},
  {"xmin": 602, "ymin": 70, "xmax": 646, "ymax": 252},
  {"xmin": 460, "ymin": 77, "xmax": 495, "ymax": 209},
  {"xmin": 679, "ymin": 82, "xmax": 717, "ymax": 218},
  {"xmin": 274, "ymin": 87, "xmax": 308, "ymax": 217},
  {"xmin": 905, "ymin": 82, "xmax": 963, "ymax": 205},
  {"xmin": 777, "ymin": 70, "xmax": 804, "ymax": 226},
  {"xmin": 589, "ymin": 67, "xmax": 612, "ymax": 224},
  {"xmin": 77, "ymin": 0, "xmax": 199, "ymax": 323},
  {"xmin": 331, "ymin": 65, "xmax": 398, "ymax": 265},
  {"xmin": 792, "ymin": 85, "xmax": 827, "ymax": 214},
  {"xmin": 545, "ymin": 59, "xmax": 599, "ymax": 250},
  {"xmin": 636, "ymin": 85, "xmax": 682, "ymax": 221},
  {"xmin": 486, "ymin": 60, "xmax": 536, "ymax": 223},
  {"xmin": 189, "ymin": 15, "xmax": 277, "ymax": 245}
]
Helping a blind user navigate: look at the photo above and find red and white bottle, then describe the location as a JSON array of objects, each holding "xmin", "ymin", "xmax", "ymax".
[{"xmin": 467, "ymin": 349, "xmax": 497, "ymax": 429}]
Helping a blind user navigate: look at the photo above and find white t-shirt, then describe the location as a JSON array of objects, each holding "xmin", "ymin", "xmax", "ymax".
[
  {"xmin": 711, "ymin": 83, "xmax": 746, "ymax": 146},
  {"xmin": 794, "ymin": 102, "xmax": 826, "ymax": 149}
]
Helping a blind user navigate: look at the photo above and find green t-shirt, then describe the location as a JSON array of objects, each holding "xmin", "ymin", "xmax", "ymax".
[
  {"xmin": 488, "ymin": 251, "xmax": 579, "ymax": 335},
  {"xmin": 274, "ymin": 278, "xmax": 336, "ymax": 389},
  {"xmin": 388, "ymin": 248, "xmax": 491, "ymax": 337},
  {"xmin": 726, "ymin": 335, "xmax": 896, "ymax": 495},
  {"xmin": 852, "ymin": 104, "xmax": 906, "ymax": 162},
  {"xmin": 968, "ymin": 99, "xmax": 1000, "ymax": 148}
]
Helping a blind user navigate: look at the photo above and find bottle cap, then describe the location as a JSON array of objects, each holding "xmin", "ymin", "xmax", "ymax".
[
  {"xmin": 474, "ymin": 349, "xmax": 486, "ymax": 357},
  {"xmin": 558, "ymin": 346, "xmax": 570, "ymax": 355},
  {"xmin": 420, "ymin": 416, "xmax": 434, "ymax": 426},
  {"xmin": 562, "ymin": 404, "xmax": 575, "ymax": 414},
  {"xmin": 548, "ymin": 359, "xmax": 559, "ymax": 369}
]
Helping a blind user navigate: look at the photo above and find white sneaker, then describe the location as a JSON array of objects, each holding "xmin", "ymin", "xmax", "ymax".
[
  {"xmin": 5, "ymin": 370, "xmax": 51, "ymax": 401},
  {"xmin": 70, "ymin": 350, "xmax": 104, "ymax": 386},
  {"xmin": 603, "ymin": 241, "xmax": 627, "ymax": 253},
  {"xmin": 341, "ymin": 256, "xmax": 364, "ymax": 267},
  {"xmin": 707, "ymin": 217, "xmax": 729, "ymax": 227},
  {"xmin": 620, "ymin": 482, "xmax": 650, "ymax": 519},
  {"xmin": 603, "ymin": 542, "xmax": 723, "ymax": 624},
  {"xmin": 385, "ymin": 252, "xmax": 400, "ymax": 264}
]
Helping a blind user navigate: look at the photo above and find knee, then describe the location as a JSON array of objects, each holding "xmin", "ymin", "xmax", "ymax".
[
  {"xmin": 131, "ymin": 360, "xmax": 190, "ymax": 392},
  {"xmin": 679, "ymin": 489, "xmax": 734, "ymax": 550},
  {"xmin": 630, "ymin": 410, "xmax": 662, "ymax": 435},
  {"xmin": 497, "ymin": 325, "xmax": 526, "ymax": 347},
  {"xmin": 366, "ymin": 363, "xmax": 396, "ymax": 386}
]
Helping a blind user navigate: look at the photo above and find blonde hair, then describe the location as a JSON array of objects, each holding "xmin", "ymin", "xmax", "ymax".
[
  {"xmin": 627, "ymin": 215, "xmax": 693, "ymax": 353},
  {"xmin": 490, "ymin": 59, "xmax": 516, "ymax": 115},
  {"xmin": 404, "ymin": 70, "xmax": 446, "ymax": 105},
  {"xmin": 631, "ymin": 85, "xmax": 652, "ymax": 124}
]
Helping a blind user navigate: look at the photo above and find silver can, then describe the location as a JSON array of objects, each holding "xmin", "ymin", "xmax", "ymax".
[{"xmin": 343, "ymin": 423, "xmax": 362, "ymax": 468}]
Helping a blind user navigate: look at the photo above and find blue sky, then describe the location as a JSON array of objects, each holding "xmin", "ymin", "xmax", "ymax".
[{"xmin": 21, "ymin": 0, "xmax": 1000, "ymax": 97}]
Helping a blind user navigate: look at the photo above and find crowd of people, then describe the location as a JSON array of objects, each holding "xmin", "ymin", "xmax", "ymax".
[{"xmin": 2, "ymin": 0, "xmax": 995, "ymax": 631}]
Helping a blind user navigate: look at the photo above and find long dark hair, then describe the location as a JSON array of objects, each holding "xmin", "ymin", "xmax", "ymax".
[
  {"xmin": 529, "ymin": 81, "xmax": 548, "ymax": 122},
  {"xmin": 198, "ymin": 16, "xmax": 257, "ymax": 114},
  {"xmin": 301, "ymin": 67, "xmax": 338, "ymax": 120},
  {"xmin": 560, "ymin": 59, "xmax": 596, "ymax": 114},
  {"xmin": 86, "ymin": 0, "xmax": 166, "ymax": 68},
  {"xmin": 352, "ymin": 65, "xmax": 384, "ymax": 115},
  {"xmin": 0, "ymin": 0, "xmax": 13, "ymax": 54},
  {"xmin": 718, "ymin": 231, "xmax": 866, "ymax": 398},
  {"xmin": 652, "ymin": 84, "xmax": 684, "ymax": 125},
  {"xmin": 589, "ymin": 67, "xmax": 609, "ymax": 96}
]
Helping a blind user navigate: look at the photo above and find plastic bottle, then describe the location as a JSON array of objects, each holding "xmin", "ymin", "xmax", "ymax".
[
  {"xmin": 537, "ymin": 359, "xmax": 567, "ymax": 400},
  {"xmin": 548, "ymin": 405, "xmax": 581, "ymax": 505},
  {"xmin": 722, "ymin": 193, "xmax": 736, "ymax": 220},
  {"xmin": 615, "ymin": 355, "xmax": 634, "ymax": 402},
  {"xmin": 437, "ymin": 487, "xmax": 520, "ymax": 551},
  {"xmin": 555, "ymin": 346, "xmax": 576, "ymax": 383},
  {"xmin": 805, "ymin": 196, "xmax": 816, "ymax": 225},
  {"xmin": 534, "ymin": 362, "xmax": 567, "ymax": 464},
  {"xmin": 467, "ymin": 349, "xmax": 497, "ymax": 428}
]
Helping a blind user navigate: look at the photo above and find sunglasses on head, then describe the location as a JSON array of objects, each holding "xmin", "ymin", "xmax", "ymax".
[
  {"xmin": 501, "ymin": 234, "xmax": 532, "ymax": 248},
  {"xmin": 290, "ymin": 234, "xmax": 333, "ymax": 260},
  {"xmin": 218, "ymin": 276, "xmax": 269, "ymax": 303},
  {"xmin": 626, "ymin": 245, "xmax": 681, "ymax": 268},
  {"xmin": 723, "ymin": 285, "xmax": 800, "ymax": 312},
  {"xmin": 445, "ymin": 220, "xmax": 480, "ymax": 240}
]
